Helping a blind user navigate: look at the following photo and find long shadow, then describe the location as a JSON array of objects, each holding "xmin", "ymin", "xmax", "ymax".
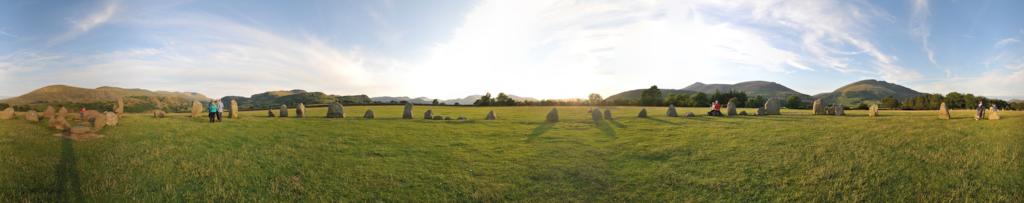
[
  {"xmin": 642, "ymin": 117, "xmax": 675, "ymax": 125},
  {"xmin": 54, "ymin": 136, "xmax": 82, "ymax": 202},
  {"xmin": 608, "ymin": 119, "xmax": 627, "ymax": 128},
  {"xmin": 526, "ymin": 122, "xmax": 555, "ymax": 143},
  {"xmin": 596, "ymin": 121, "xmax": 617, "ymax": 138}
]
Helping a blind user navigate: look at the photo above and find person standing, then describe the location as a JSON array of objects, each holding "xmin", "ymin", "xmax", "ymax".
[
  {"xmin": 79, "ymin": 107, "xmax": 86, "ymax": 120},
  {"xmin": 975, "ymin": 100, "xmax": 985, "ymax": 120},
  {"xmin": 215, "ymin": 99, "xmax": 224, "ymax": 122},
  {"xmin": 208, "ymin": 100, "xmax": 219, "ymax": 123}
]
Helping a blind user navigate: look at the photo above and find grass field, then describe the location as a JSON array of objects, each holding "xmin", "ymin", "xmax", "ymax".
[{"xmin": 1, "ymin": 106, "xmax": 1021, "ymax": 201}]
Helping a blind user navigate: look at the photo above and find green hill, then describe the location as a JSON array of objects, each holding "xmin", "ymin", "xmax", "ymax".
[
  {"xmin": 222, "ymin": 90, "xmax": 372, "ymax": 110},
  {"xmin": 683, "ymin": 81, "xmax": 811, "ymax": 100},
  {"xmin": 0, "ymin": 85, "xmax": 209, "ymax": 112},
  {"xmin": 814, "ymin": 79, "xmax": 924, "ymax": 106},
  {"xmin": 604, "ymin": 89, "xmax": 696, "ymax": 103}
]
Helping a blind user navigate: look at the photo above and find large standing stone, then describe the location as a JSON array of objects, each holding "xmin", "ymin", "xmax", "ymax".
[
  {"xmin": 58, "ymin": 107, "xmax": 69, "ymax": 118},
  {"xmin": 485, "ymin": 110, "xmax": 497, "ymax": 120},
  {"xmin": 638, "ymin": 108, "xmax": 648, "ymax": 118},
  {"xmin": 0, "ymin": 107, "xmax": 14, "ymax": 120},
  {"xmin": 868, "ymin": 104, "xmax": 879, "ymax": 117},
  {"xmin": 764, "ymin": 98, "xmax": 781, "ymax": 115},
  {"xmin": 546, "ymin": 108, "xmax": 559, "ymax": 122},
  {"xmin": 230, "ymin": 100, "xmax": 239, "ymax": 118},
  {"xmin": 104, "ymin": 111, "xmax": 118, "ymax": 126},
  {"xmin": 938, "ymin": 102, "xmax": 950, "ymax": 120},
  {"xmin": 834, "ymin": 104, "xmax": 845, "ymax": 116},
  {"xmin": 666, "ymin": 104, "xmax": 678, "ymax": 117},
  {"xmin": 296, "ymin": 103, "xmax": 306, "ymax": 118},
  {"xmin": 988, "ymin": 106, "xmax": 1001, "ymax": 120},
  {"xmin": 267, "ymin": 109, "xmax": 276, "ymax": 117},
  {"xmin": 726, "ymin": 101, "xmax": 737, "ymax": 116},
  {"xmin": 326, "ymin": 102, "xmax": 345, "ymax": 118},
  {"xmin": 84, "ymin": 111, "xmax": 106, "ymax": 132},
  {"xmin": 363, "ymin": 109, "xmax": 375, "ymax": 119},
  {"xmin": 402, "ymin": 103, "xmax": 414, "ymax": 119},
  {"xmin": 812, "ymin": 99, "xmax": 824, "ymax": 115},
  {"xmin": 279, "ymin": 105, "xmax": 289, "ymax": 117},
  {"xmin": 603, "ymin": 109, "xmax": 612, "ymax": 120},
  {"xmin": 115, "ymin": 97, "xmax": 125, "ymax": 116},
  {"xmin": 43, "ymin": 106, "xmax": 55, "ymax": 120},
  {"xmin": 591, "ymin": 108, "xmax": 603, "ymax": 123},
  {"xmin": 424, "ymin": 109, "xmax": 434, "ymax": 119},
  {"xmin": 153, "ymin": 110, "xmax": 166, "ymax": 118},
  {"xmin": 25, "ymin": 110, "xmax": 39, "ymax": 122},
  {"xmin": 191, "ymin": 101, "xmax": 202, "ymax": 118}
]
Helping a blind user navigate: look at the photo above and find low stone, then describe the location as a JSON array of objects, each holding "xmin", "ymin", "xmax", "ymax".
[
  {"xmin": 153, "ymin": 110, "xmax": 166, "ymax": 118},
  {"xmin": 988, "ymin": 106, "xmax": 1001, "ymax": 120},
  {"xmin": 49, "ymin": 116, "xmax": 70, "ymax": 130},
  {"xmin": 591, "ymin": 108, "xmax": 603, "ymax": 123},
  {"xmin": 546, "ymin": 108, "xmax": 559, "ymax": 122},
  {"xmin": 938, "ymin": 102, "xmax": 950, "ymax": 120},
  {"xmin": 756, "ymin": 107, "xmax": 767, "ymax": 116},
  {"xmin": 229, "ymin": 100, "xmax": 239, "ymax": 118},
  {"xmin": 43, "ymin": 106, "xmax": 55, "ymax": 120},
  {"xmin": 424, "ymin": 109, "xmax": 434, "ymax": 119},
  {"xmin": 86, "ymin": 112, "xmax": 106, "ymax": 132},
  {"xmin": 603, "ymin": 109, "xmax": 612, "ymax": 120},
  {"xmin": 485, "ymin": 111, "xmax": 497, "ymax": 120},
  {"xmin": 363, "ymin": 109, "xmax": 375, "ymax": 119},
  {"xmin": 444, "ymin": 116, "xmax": 452, "ymax": 120},
  {"xmin": 402, "ymin": 103, "xmax": 414, "ymax": 119},
  {"xmin": 739, "ymin": 111, "xmax": 748, "ymax": 116},
  {"xmin": 25, "ymin": 110, "xmax": 39, "ymax": 122},
  {"xmin": 726, "ymin": 101, "xmax": 737, "ymax": 116},
  {"xmin": 0, "ymin": 107, "xmax": 13, "ymax": 120},
  {"xmin": 834, "ymin": 104, "xmax": 845, "ymax": 116},
  {"xmin": 296, "ymin": 103, "xmax": 306, "ymax": 118},
  {"xmin": 457, "ymin": 116, "xmax": 467, "ymax": 120},
  {"xmin": 279, "ymin": 105, "xmax": 289, "ymax": 117},
  {"xmin": 267, "ymin": 109, "xmax": 276, "ymax": 117},
  {"xmin": 104, "ymin": 111, "xmax": 118, "ymax": 126},
  {"xmin": 868, "ymin": 104, "xmax": 879, "ymax": 117},
  {"xmin": 685, "ymin": 112, "xmax": 695, "ymax": 117},
  {"xmin": 666, "ymin": 104, "xmax": 678, "ymax": 117},
  {"xmin": 812, "ymin": 99, "xmax": 825, "ymax": 115},
  {"xmin": 326, "ymin": 102, "xmax": 344, "ymax": 118},
  {"xmin": 433, "ymin": 115, "xmax": 444, "ymax": 120},
  {"xmin": 638, "ymin": 108, "xmax": 648, "ymax": 118}
]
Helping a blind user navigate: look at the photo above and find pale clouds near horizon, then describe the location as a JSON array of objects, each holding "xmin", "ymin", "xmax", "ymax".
[{"xmin": 1, "ymin": 0, "xmax": 1023, "ymax": 99}]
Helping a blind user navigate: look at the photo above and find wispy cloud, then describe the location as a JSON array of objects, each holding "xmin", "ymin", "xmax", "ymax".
[
  {"xmin": 911, "ymin": 0, "xmax": 936, "ymax": 64},
  {"xmin": 994, "ymin": 37, "xmax": 1020, "ymax": 48},
  {"xmin": 47, "ymin": 1, "xmax": 119, "ymax": 46}
]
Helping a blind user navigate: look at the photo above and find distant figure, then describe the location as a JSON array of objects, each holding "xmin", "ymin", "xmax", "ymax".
[
  {"xmin": 214, "ymin": 99, "xmax": 224, "ymax": 122},
  {"xmin": 975, "ymin": 101, "xmax": 985, "ymax": 120},
  {"xmin": 707, "ymin": 100, "xmax": 723, "ymax": 116},
  {"xmin": 79, "ymin": 107, "xmax": 86, "ymax": 120},
  {"xmin": 208, "ymin": 100, "xmax": 219, "ymax": 123}
]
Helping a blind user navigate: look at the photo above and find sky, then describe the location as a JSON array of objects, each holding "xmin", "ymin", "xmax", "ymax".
[{"xmin": 1, "ymin": 0, "xmax": 1023, "ymax": 100}]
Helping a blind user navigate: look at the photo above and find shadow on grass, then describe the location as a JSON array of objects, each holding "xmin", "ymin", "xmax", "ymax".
[
  {"xmin": 54, "ymin": 136, "xmax": 82, "ymax": 202},
  {"xmin": 596, "ymin": 121, "xmax": 616, "ymax": 138},
  {"xmin": 527, "ymin": 122, "xmax": 555, "ymax": 143},
  {"xmin": 608, "ymin": 119, "xmax": 627, "ymax": 128},
  {"xmin": 642, "ymin": 117, "xmax": 675, "ymax": 125}
]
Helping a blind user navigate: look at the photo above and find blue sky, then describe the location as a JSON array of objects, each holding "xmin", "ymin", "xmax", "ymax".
[{"xmin": 1, "ymin": 0, "xmax": 1022, "ymax": 99}]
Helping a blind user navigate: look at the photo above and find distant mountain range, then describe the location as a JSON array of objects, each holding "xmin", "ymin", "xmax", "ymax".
[
  {"xmin": 0, "ymin": 85, "xmax": 209, "ymax": 112},
  {"xmin": 813, "ymin": 79, "xmax": 923, "ymax": 106},
  {"xmin": 606, "ymin": 80, "xmax": 927, "ymax": 106}
]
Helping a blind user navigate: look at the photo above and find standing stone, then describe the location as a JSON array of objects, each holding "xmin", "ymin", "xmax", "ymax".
[
  {"xmin": 363, "ymin": 109, "xmax": 375, "ymax": 119},
  {"xmin": 402, "ymin": 103, "xmax": 414, "ymax": 119},
  {"xmin": 115, "ymin": 97, "xmax": 125, "ymax": 116},
  {"xmin": 868, "ymin": 104, "xmax": 879, "ymax": 117},
  {"xmin": 591, "ymin": 108, "xmax": 603, "ymax": 123},
  {"xmin": 603, "ymin": 109, "xmax": 612, "ymax": 120},
  {"xmin": 546, "ymin": 108, "xmax": 559, "ymax": 122},
  {"xmin": 25, "ymin": 110, "xmax": 39, "ymax": 122},
  {"xmin": 988, "ymin": 106, "xmax": 1001, "ymax": 120},
  {"xmin": 726, "ymin": 101, "xmax": 737, "ymax": 116},
  {"xmin": 153, "ymin": 110, "xmax": 166, "ymax": 118},
  {"xmin": 812, "ymin": 99, "xmax": 824, "ymax": 115},
  {"xmin": 433, "ymin": 115, "xmax": 444, "ymax": 120},
  {"xmin": 279, "ymin": 105, "xmax": 289, "ymax": 117},
  {"xmin": 685, "ymin": 112, "xmax": 695, "ymax": 117},
  {"xmin": 326, "ymin": 102, "xmax": 345, "ymax": 118},
  {"xmin": 638, "ymin": 108, "xmax": 648, "ymax": 118},
  {"xmin": 104, "ymin": 111, "xmax": 118, "ymax": 126},
  {"xmin": 938, "ymin": 102, "xmax": 950, "ymax": 120},
  {"xmin": 267, "ymin": 109, "xmax": 276, "ymax": 117},
  {"xmin": 0, "ymin": 107, "xmax": 14, "ymax": 120},
  {"xmin": 485, "ymin": 110, "xmax": 497, "ymax": 120},
  {"xmin": 834, "ymin": 104, "xmax": 845, "ymax": 116},
  {"xmin": 667, "ymin": 104, "xmax": 678, "ymax": 117},
  {"xmin": 764, "ymin": 98, "xmax": 781, "ymax": 115},
  {"xmin": 58, "ymin": 107, "xmax": 69, "ymax": 118},
  {"xmin": 49, "ymin": 115, "xmax": 70, "ymax": 130},
  {"xmin": 756, "ymin": 107, "xmax": 767, "ymax": 116},
  {"xmin": 191, "ymin": 101, "xmax": 202, "ymax": 118},
  {"xmin": 43, "ymin": 106, "xmax": 55, "ymax": 120},
  {"xmin": 424, "ymin": 109, "xmax": 434, "ymax": 119},
  {"xmin": 229, "ymin": 100, "xmax": 239, "ymax": 118},
  {"xmin": 296, "ymin": 103, "xmax": 306, "ymax": 118}
]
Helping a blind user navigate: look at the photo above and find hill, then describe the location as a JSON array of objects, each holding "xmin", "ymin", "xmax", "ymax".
[
  {"xmin": 441, "ymin": 94, "xmax": 537, "ymax": 106},
  {"xmin": 0, "ymin": 85, "xmax": 209, "ymax": 112},
  {"xmin": 606, "ymin": 81, "xmax": 809, "ymax": 103},
  {"xmin": 814, "ymin": 79, "xmax": 924, "ymax": 106},
  {"xmin": 222, "ymin": 90, "xmax": 372, "ymax": 110},
  {"xmin": 604, "ymin": 89, "xmax": 696, "ymax": 103}
]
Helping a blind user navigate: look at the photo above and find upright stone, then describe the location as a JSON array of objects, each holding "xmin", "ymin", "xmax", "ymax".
[
  {"xmin": 115, "ymin": 97, "xmax": 125, "ymax": 116},
  {"xmin": 603, "ymin": 109, "xmax": 612, "ymax": 120},
  {"xmin": 638, "ymin": 108, "xmax": 648, "ymax": 118},
  {"xmin": 546, "ymin": 108, "xmax": 559, "ymax": 122},
  {"xmin": 424, "ymin": 109, "xmax": 434, "ymax": 119},
  {"xmin": 988, "ymin": 106, "xmax": 1001, "ymax": 120},
  {"xmin": 25, "ymin": 110, "xmax": 39, "ymax": 122},
  {"xmin": 938, "ymin": 102, "xmax": 950, "ymax": 120},
  {"xmin": 43, "ymin": 106, "xmax": 56, "ymax": 120},
  {"xmin": 104, "ymin": 111, "xmax": 118, "ymax": 126},
  {"xmin": 726, "ymin": 101, "xmax": 737, "ymax": 116},
  {"xmin": 296, "ymin": 103, "xmax": 306, "ymax": 118},
  {"xmin": 363, "ymin": 109, "xmax": 375, "ymax": 119},
  {"xmin": 326, "ymin": 102, "xmax": 344, "ymax": 118},
  {"xmin": 485, "ymin": 110, "xmax": 497, "ymax": 120},
  {"xmin": 868, "ymin": 104, "xmax": 879, "ymax": 117},
  {"xmin": 756, "ymin": 107, "xmax": 767, "ymax": 116},
  {"xmin": 666, "ymin": 104, "xmax": 678, "ymax": 117},
  {"xmin": 279, "ymin": 105, "xmax": 289, "ymax": 117},
  {"xmin": 812, "ymin": 99, "xmax": 824, "ymax": 115},
  {"xmin": 591, "ymin": 108, "xmax": 603, "ymax": 123},
  {"xmin": 834, "ymin": 104, "xmax": 845, "ymax": 116},
  {"xmin": 402, "ymin": 103, "xmax": 414, "ymax": 119},
  {"xmin": 764, "ymin": 98, "xmax": 781, "ymax": 115},
  {"xmin": 153, "ymin": 110, "xmax": 166, "ymax": 118},
  {"xmin": 191, "ymin": 101, "xmax": 202, "ymax": 118},
  {"xmin": 50, "ymin": 115, "xmax": 70, "ymax": 130},
  {"xmin": 0, "ymin": 107, "xmax": 13, "ymax": 120},
  {"xmin": 229, "ymin": 100, "xmax": 239, "ymax": 118},
  {"xmin": 267, "ymin": 109, "xmax": 276, "ymax": 117},
  {"xmin": 58, "ymin": 107, "xmax": 69, "ymax": 118}
]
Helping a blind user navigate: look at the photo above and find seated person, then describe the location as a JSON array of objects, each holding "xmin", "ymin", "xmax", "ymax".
[{"xmin": 707, "ymin": 100, "xmax": 723, "ymax": 116}]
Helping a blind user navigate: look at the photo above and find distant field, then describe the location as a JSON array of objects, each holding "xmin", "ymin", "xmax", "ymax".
[{"xmin": 1, "ymin": 106, "xmax": 1021, "ymax": 201}]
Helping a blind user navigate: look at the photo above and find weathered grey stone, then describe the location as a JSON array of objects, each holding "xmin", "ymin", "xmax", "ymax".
[
  {"xmin": 938, "ymin": 102, "xmax": 950, "ymax": 120},
  {"xmin": 230, "ymin": 100, "xmax": 239, "ymax": 118},
  {"xmin": 424, "ymin": 109, "xmax": 433, "ymax": 119},
  {"xmin": 726, "ymin": 101, "xmax": 737, "ymax": 116},
  {"xmin": 739, "ymin": 111, "xmax": 748, "ymax": 116},
  {"xmin": 326, "ymin": 102, "xmax": 344, "ymax": 118},
  {"xmin": 988, "ymin": 106, "xmax": 1000, "ymax": 120},
  {"xmin": 43, "ymin": 106, "xmax": 55, "ymax": 120},
  {"xmin": 25, "ymin": 110, "xmax": 39, "ymax": 122},
  {"xmin": 191, "ymin": 101, "xmax": 202, "ymax": 118},
  {"xmin": 279, "ymin": 104, "xmax": 289, "ymax": 117},
  {"xmin": 764, "ymin": 98, "xmax": 781, "ymax": 115},
  {"xmin": 591, "ymin": 108, "xmax": 603, "ymax": 123},
  {"xmin": 685, "ymin": 112, "xmax": 695, "ymax": 117},
  {"xmin": 756, "ymin": 107, "xmax": 767, "ymax": 116},
  {"xmin": 444, "ymin": 116, "xmax": 452, "ymax": 120},
  {"xmin": 104, "ymin": 111, "xmax": 118, "ymax": 126},
  {"xmin": 402, "ymin": 103, "xmax": 414, "ymax": 119},
  {"xmin": 546, "ymin": 108, "xmax": 559, "ymax": 122},
  {"xmin": 638, "ymin": 108, "xmax": 648, "ymax": 118},
  {"xmin": 267, "ymin": 109, "xmax": 276, "ymax": 117},
  {"xmin": 457, "ymin": 116, "xmax": 467, "ymax": 120},
  {"xmin": 868, "ymin": 104, "xmax": 879, "ymax": 117},
  {"xmin": 485, "ymin": 110, "xmax": 497, "ymax": 120},
  {"xmin": 363, "ymin": 109, "xmax": 375, "ymax": 119},
  {"xmin": 812, "ymin": 99, "xmax": 825, "ymax": 115},
  {"xmin": 667, "ymin": 105, "xmax": 678, "ymax": 117},
  {"xmin": 603, "ymin": 109, "xmax": 612, "ymax": 120},
  {"xmin": 433, "ymin": 115, "xmax": 444, "ymax": 120},
  {"xmin": 115, "ymin": 97, "xmax": 125, "ymax": 116},
  {"xmin": 296, "ymin": 103, "xmax": 306, "ymax": 118},
  {"xmin": 153, "ymin": 110, "xmax": 166, "ymax": 118},
  {"xmin": 834, "ymin": 104, "xmax": 845, "ymax": 116},
  {"xmin": 0, "ymin": 107, "xmax": 13, "ymax": 120}
]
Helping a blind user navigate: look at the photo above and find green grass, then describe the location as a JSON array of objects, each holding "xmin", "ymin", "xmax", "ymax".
[{"xmin": 1, "ymin": 106, "xmax": 1021, "ymax": 201}]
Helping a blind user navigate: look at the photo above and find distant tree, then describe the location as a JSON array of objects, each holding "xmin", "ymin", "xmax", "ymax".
[
  {"xmin": 588, "ymin": 93, "xmax": 603, "ymax": 106},
  {"xmin": 881, "ymin": 96, "xmax": 899, "ymax": 109},
  {"xmin": 945, "ymin": 92, "xmax": 963, "ymax": 109},
  {"xmin": 785, "ymin": 95, "xmax": 802, "ymax": 109},
  {"xmin": 747, "ymin": 96, "xmax": 767, "ymax": 108},
  {"xmin": 640, "ymin": 85, "xmax": 663, "ymax": 106},
  {"xmin": 665, "ymin": 94, "xmax": 689, "ymax": 107},
  {"xmin": 963, "ymin": 94, "xmax": 977, "ymax": 108},
  {"xmin": 432, "ymin": 99, "xmax": 439, "ymax": 105},
  {"xmin": 710, "ymin": 91, "xmax": 723, "ymax": 104},
  {"xmin": 495, "ymin": 92, "xmax": 516, "ymax": 106},
  {"xmin": 454, "ymin": 102, "xmax": 460, "ymax": 106},
  {"xmin": 689, "ymin": 92, "xmax": 709, "ymax": 107},
  {"xmin": 474, "ymin": 93, "xmax": 493, "ymax": 106}
]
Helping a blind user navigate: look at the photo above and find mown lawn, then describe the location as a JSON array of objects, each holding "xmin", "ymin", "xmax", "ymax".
[{"xmin": 1, "ymin": 106, "xmax": 1021, "ymax": 201}]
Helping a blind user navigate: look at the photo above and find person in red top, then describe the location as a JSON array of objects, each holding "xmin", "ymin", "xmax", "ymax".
[
  {"xmin": 79, "ymin": 107, "xmax": 86, "ymax": 120},
  {"xmin": 708, "ymin": 100, "xmax": 723, "ymax": 116}
]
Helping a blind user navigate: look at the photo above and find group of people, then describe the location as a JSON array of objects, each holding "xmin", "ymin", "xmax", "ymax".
[
  {"xmin": 208, "ymin": 99, "xmax": 223, "ymax": 123},
  {"xmin": 707, "ymin": 100, "xmax": 724, "ymax": 116},
  {"xmin": 975, "ymin": 100, "xmax": 1000, "ymax": 120}
]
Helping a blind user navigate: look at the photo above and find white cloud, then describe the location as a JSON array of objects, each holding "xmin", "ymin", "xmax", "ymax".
[
  {"xmin": 911, "ymin": 0, "xmax": 936, "ymax": 64},
  {"xmin": 48, "ymin": 1, "xmax": 119, "ymax": 46},
  {"xmin": 994, "ymin": 38, "xmax": 1020, "ymax": 48}
]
